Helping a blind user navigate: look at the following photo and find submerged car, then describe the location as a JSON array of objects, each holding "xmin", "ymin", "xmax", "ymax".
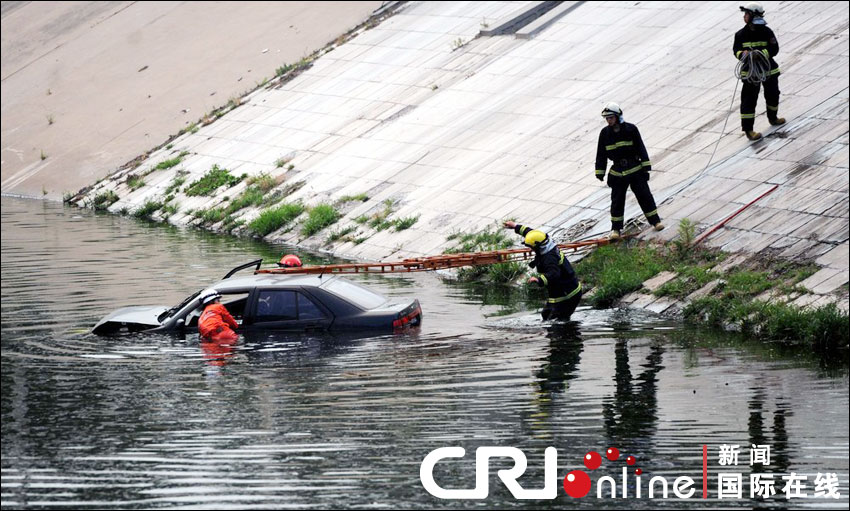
[{"xmin": 93, "ymin": 260, "xmax": 422, "ymax": 335}]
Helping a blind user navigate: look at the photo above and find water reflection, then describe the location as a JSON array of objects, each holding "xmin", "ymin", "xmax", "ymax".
[{"xmin": 2, "ymin": 197, "xmax": 848, "ymax": 509}]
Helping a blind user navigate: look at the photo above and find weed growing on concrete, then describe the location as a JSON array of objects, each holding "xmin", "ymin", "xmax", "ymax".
[
  {"xmin": 185, "ymin": 164, "xmax": 244, "ymax": 196},
  {"xmin": 393, "ymin": 215, "xmax": 419, "ymax": 231},
  {"xmin": 302, "ymin": 204, "xmax": 340, "ymax": 236},
  {"xmin": 246, "ymin": 173, "xmax": 278, "ymax": 192},
  {"xmin": 47, "ymin": 114, "xmax": 54, "ymax": 125},
  {"xmin": 161, "ymin": 203, "xmax": 179, "ymax": 218},
  {"xmin": 674, "ymin": 218, "xmax": 696, "ymax": 259},
  {"xmin": 165, "ymin": 174, "xmax": 187, "ymax": 195},
  {"xmin": 153, "ymin": 151, "xmax": 189, "ymax": 171},
  {"xmin": 576, "ymin": 243, "xmax": 666, "ymax": 308},
  {"xmin": 127, "ymin": 175, "xmax": 145, "ymax": 191},
  {"xmin": 446, "ymin": 227, "xmax": 522, "ymax": 283},
  {"xmin": 328, "ymin": 225, "xmax": 358, "ymax": 243},
  {"xmin": 92, "ymin": 190, "xmax": 119, "ymax": 211},
  {"xmin": 248, "ymin": 203, "xmax": 305, "ymax": 236},
  {"xmin": 451, "ymin": 37, "xmax": 466, "ymax": 51},
  {"xmin": 40, "ymin": 150, "xmax": 47, "ymax": 161},
  {"xmin": 339, "ymin": 193, "xmax": 369, "ymax": 203},
  {"xmin": 133, "ymin": 199, "xmax": 163, "ymax": 220}
]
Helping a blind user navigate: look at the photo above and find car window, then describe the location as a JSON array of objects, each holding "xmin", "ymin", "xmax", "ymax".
[
  {"xmin": 322, "ymin": 278, "xmax": 388, "ymax": 310},
  {"xmin": 298, "ymin": 293, "xmax": 326, "ymax": 320},
  {"xmin": 255, "ymin": 290, "xmax": 297, "ymax": 321}
]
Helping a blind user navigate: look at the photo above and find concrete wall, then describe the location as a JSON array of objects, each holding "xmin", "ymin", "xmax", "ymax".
[{"xmin": 1, "ymin": 1, "xmax": 382, "ymax": 199}]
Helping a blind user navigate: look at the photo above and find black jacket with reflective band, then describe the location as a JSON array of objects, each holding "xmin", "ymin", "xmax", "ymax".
[
  {"xmin": 595, "ymin": 122, "xmax": 651, "ymax": 180},
  {"xmin": 514, "ymin": 224, "xmax": 580, "ymax": 300},
  {"xmin": 733, "ymin": 24, "xmax": 780, "ymax": 77}
]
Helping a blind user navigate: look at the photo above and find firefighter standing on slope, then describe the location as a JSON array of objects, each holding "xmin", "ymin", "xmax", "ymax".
[
  {"xmin": 734, "ymin": 2, "xmax": 786, "ymax": 141},
  {"xmin": 503, "ymin": 221, "xmax": 582, "ymax": 321},
  {"xmin": 595, "ymin": 102, "xmax": 664, "ymax": 240}
]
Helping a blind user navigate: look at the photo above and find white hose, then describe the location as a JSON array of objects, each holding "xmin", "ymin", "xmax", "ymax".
[{"xmin": 735, "ymin": 49, "xmax": 772, "ymax": 83}]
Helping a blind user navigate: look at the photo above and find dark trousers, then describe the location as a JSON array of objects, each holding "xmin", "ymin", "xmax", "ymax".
[
  {"xmin": 542, "ymin": 290, "xmax": 582, "ymax": 321},
  {"xmin": 740, "ymin": 75, "xmax": 780, "ymax": 131},
  {"xmin": 610, "ymin": 173, "xmax": 660, "ymax": 231}
]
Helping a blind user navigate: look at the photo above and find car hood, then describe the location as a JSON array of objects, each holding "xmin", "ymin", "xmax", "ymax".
[{"xmin": 92, "ymin": 305, "xmax": 168, "ymax": 334}]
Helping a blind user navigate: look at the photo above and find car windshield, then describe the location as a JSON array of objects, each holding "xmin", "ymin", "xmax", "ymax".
[
  {"xmin": 158, "ymin": 290, "xmax": 201, "ymax": 322},
  {"xmin": 322, "ymin": 278, "xmax": 388, "ymax": 310}
]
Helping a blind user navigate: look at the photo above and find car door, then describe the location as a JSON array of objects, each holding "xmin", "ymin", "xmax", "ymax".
[{"xmin": 245, "ymin": 288, "xmax": 332, "ymax": 331}]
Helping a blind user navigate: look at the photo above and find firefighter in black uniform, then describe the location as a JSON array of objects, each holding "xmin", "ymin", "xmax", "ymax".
[
  {"xmin": 503, "ymin": 221, "xmax": 582, "ymax": 321},
  {"xmin": 734, "ymin": 2, "xmax": 785, "ymax": 141},
  {"xmin": 595, "ymin": 102, "xmax": 664, "ymax": 240}
]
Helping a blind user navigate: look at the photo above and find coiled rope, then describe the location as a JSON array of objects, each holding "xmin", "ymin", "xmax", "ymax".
[{"xmin": 735, "ymin": 49, "xmax": 772, "ymax": 83}]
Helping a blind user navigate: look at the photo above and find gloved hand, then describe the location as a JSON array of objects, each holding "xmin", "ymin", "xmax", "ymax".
[{"xmin": 596, "ymin": 174, "xmax": 604, "ymax": 182}]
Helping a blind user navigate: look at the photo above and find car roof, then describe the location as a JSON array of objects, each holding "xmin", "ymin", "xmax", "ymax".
[{"xmin": 211, "ymin": 273, "xmax": 339, "ymax": 292}]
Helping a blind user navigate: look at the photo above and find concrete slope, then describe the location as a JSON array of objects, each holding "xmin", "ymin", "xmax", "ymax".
[
  {"xmin": 0, "ymin": 1, "xmax": 382, "ymax": 199},
  {"xmin": 74, "ymin": 1, "xmax": 848, "ymax": 295}
]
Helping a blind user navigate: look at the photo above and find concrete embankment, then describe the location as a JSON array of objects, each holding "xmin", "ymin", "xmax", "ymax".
[
  {"xmin": 70, "ymin": 1, "xmax": 849, "ymax": 314},
  {"xmin": 1, "ymin": 1, "xmax": 382, "ymax": 199}
]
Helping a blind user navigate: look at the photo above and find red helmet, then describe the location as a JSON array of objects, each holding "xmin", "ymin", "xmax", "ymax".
[{"xmin": 278, "ymin": 254, "xmax": 302, "ymax": 267}]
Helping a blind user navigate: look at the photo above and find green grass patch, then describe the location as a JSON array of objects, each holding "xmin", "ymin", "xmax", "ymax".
[
  {"xmin": 654, "ymin": 266, "xmax": 718, "ymax": 299},
  {"xmin": 340, "ymin": 193, "xmax": 369, "ymax": 203},
  {"xmin": 684, "ymin": 298, "xmax": 848, "ymax": 350},
  {"xmin": 393, "ymin": 215, "xmax": 419, "ymax": 231},
  {"xmin": 576, "ymin": 243, "xmax": 666, "ymax": 308},
  {"xmin": 328, "ymin": 225, "xmax": 358, "ymax": 243},
  {"xmin": 153, "ymin": 151, "xmax": 189, "ymax": 171},
  {"xmin": 246, "ymin": 173, "xmax": 278, "ymax": 192},
  {"xmin": 446, "ymin": 227, "xmax": 522, "ymax": 283},
  {"xmin": 161, "ymin": 203, "xmax": 179, "ymax": 217},
  {"xmin": 164, "ymin": 174, "xmax": 187, "ymax": 195},
  {"xmin": 184, "ymin": 165, "xmax": 244, "ymax": 196},
  {"xmin": 126, "ymin": 175, "xmax": 145, "ymax": 191},
  {"xmin": 133, "ymin": 199, "xmax": 163, "ymax": 219},
  {"xmin": 248, "ymin": 202, "xmax": 305, "ymax": 236},
  {"xmin": 92, "ymin": 190, "xmax": 119, "ymax": 211},
  {"xmin": 301, "ymin": 203, "xmax": 340, "ymax": 236}
]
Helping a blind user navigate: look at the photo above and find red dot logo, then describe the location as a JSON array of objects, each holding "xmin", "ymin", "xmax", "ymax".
[
  {"xmin": 635, "ymin": 468, "xmax": 643, "ymax": 475},
  {"xmin": 627, "ymin": 455, "xmax": 636, "ymax": 465},
  {"xmin": 563, "ymin": 470, "xmax": 591, "ymax": 498},
  {"xmin": 583, "ymin": 451, "xmax": 602, "ymax": 470},
  {"xmin": 606, "ymin": 447, "xmax": 620, "ymax": 461}
]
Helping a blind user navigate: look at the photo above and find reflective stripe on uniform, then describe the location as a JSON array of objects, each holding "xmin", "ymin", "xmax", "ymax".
[
  {"xmin": 740, "ymin": 113, "xmax": 755, "ymax": 119},
  {"xmin": 605, "ymin": 140, "xmax": 634, "ymax": 151},
  {"xmin": 547, "ymin": 282, "xmax": 582, "ymax": 303},
  {"xmin": 595, "ymin": 169, "xmax": 606, "ymax": 175},
  {"xmin": 611, "ymin": 215, "xmax": 624, "ymax": 222},
  {"xmin": 539, "ymin": 274, "xmax": 548, "ymax": 286},
  {"xmin": 766, "ymin": 104, "xmax": 778, "ymax": 111},
  {"xmin": 742, "ymin": 41, "xmax": 768, "ymax": 48},
  {"xmin": 768, "ymin": 67, "xmax": 780, "ymax": 75},
  {"xmin": 519, "ymin": 226, "xmax": 531, "ymax": 236},
  {"xmin": 644, "ymin": 209, "xmax": 658, "ymax": 218},
  {"xmin": 641, "ymin": 161, "xmax": 651, "ymax": 167},
  {"xmin": 608, "ymin": 163, "xmax": 643, "ymax": 177}
]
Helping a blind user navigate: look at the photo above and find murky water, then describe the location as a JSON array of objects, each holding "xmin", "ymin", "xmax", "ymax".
[{"xmin": 2, "ymin": 196, "xmax": 848, "ymax": 509}]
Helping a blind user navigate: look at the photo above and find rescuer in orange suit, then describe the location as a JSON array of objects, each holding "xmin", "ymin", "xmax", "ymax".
[
  {"xmin": 277, "ymin": 254, "xmax": 303, "ymax": 267},
  {"xmin": 198, "ymin": 290, "xmax": 239, "ymax": 342}
]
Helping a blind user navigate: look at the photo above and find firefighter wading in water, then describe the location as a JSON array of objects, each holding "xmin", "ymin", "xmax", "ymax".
[
  {"xmin": 595, "ymin": 102, "xmax": 664, "ymax": 240},
  {"xmin": 504, "ymin": 221, "xmax": 582, "ymax": 321},
  {"xmin": 198, "ymin": 290, "xmax": 239, "ymax": 342},
  {"xmin": 734, "ymin": 2, "xmax": 785, "ymax": 141}
]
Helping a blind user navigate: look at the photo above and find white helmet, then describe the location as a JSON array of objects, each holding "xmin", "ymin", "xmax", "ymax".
[
  {"xmin": 199, "ymin": 289, "xmax": 221, "ymax": 306},
  {"xmin": 739, "ymin": 2, "xmax": 764, "ymax": 16},
  {"xmin": 601, "ymin": 102, "xmax": 622, "ymax": 118}
]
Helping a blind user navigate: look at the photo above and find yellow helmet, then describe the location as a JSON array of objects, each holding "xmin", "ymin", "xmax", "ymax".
[{"xmin": 524, "ymin": 230, "xmax": 548, "ymax": 249}]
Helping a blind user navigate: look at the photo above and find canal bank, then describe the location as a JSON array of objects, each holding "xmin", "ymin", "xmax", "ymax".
[{"xmin": 63, "ymin": 2, "xmax": 848, "ymax": 335}]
